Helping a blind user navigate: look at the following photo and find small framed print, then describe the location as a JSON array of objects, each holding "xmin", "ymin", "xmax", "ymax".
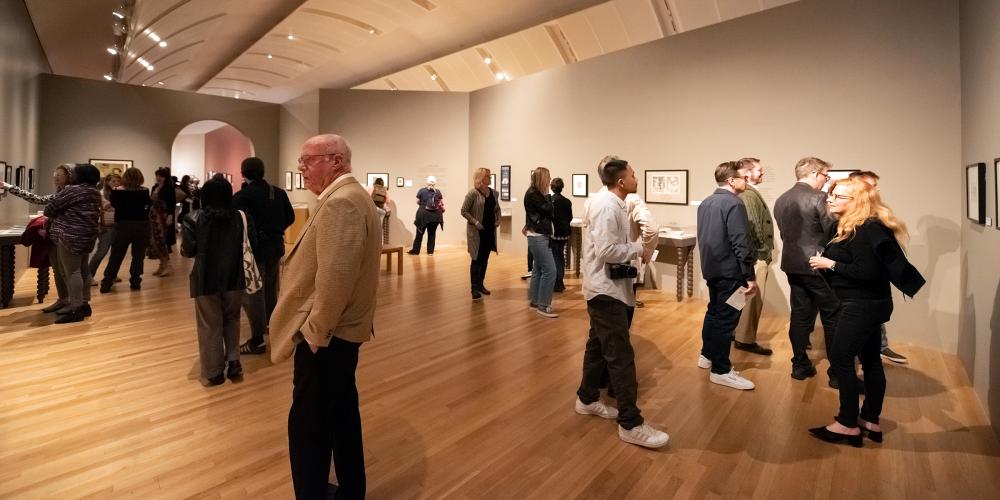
[
  {"xmin": 500, "ymin": 165, "xmax": 511, "ymax": 201},
  {"xmin": 644, "ymin": 169, "xmax": 688, "ymax": 205},
  {"xmin": 489, "ymin": 174, "xmax": 497, "ymax": 190},
  {"xmin": 366, "ymin": 172, "xmax": 389, "ymax": 187},
  {"xmin": 89, "ymin": 159, "xmax": 132, "ymax": 177},
  {"xmin": 396, "ymin": 176, "xmax": 404, "ymax": 188},
  {"xmin": 822, "ymin": 169, "xmax": 859, "ymax": 193},
  {"xmin": 2, "ymin": 162, "xmax": 10, "ymax": 184},
  {"xmin": 15, "ymin": 165, "xmax": 25, "ymax": 188},
  {"xmin": 995, "ymin": 158, "xmax": 1000, "ymax": 229},
  {"xmin": 295, "ymin": 172, "xmax": 304, "ymax": 189},
  {"xmin": 284, "ymin": 171, "xmax": 293, "ymax": 191},
  {"xmin": 28, "ymin": 168, "xmax": 35, "ymax": 191},
  {"xmin": 967, "ymin": 162, "xmax": 986, "ymax": 224},
  {"xmin": 571, "ymin": 173, "xmax": 588, "ymax": 197},
  {"xmin": 223, "ymin": 173, "xmax": 232, "ymax": 183}
]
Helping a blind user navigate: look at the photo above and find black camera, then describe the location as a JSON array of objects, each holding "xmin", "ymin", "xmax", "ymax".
[{"xmin": 606, "ymin": 263, "xmax": 638, "ymax": 280}]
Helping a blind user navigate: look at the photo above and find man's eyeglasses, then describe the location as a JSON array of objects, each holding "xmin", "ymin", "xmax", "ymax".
[
  {"xmin": 829, "ymin": 194, "xmax": 853, "ymax": 201},
  {"xmin": 297, "ymin": 153, "xmax": 338, "ymax": 165},
  {"xmin": 816, "ymin": 171, "xmax": 830, "ymax": 179}
]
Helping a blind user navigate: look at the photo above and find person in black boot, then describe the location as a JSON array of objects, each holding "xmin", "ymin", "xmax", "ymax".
[{"xmin": 461, "ymin": 168, "xmax": 501, "ymax": 301}]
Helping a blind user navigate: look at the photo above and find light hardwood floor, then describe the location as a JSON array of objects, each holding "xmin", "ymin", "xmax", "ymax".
[{"xmin": 1, "ymin": 247, "xmax": 998, "ymax": 499}]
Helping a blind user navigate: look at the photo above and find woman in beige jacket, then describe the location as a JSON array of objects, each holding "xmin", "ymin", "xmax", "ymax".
[{"xmin": 461, "ymin": 167, "xmax": 502, "ymax": 301}]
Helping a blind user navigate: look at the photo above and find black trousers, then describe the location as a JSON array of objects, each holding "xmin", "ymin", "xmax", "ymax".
[
  {"xmin": 701, "ymin": 278, "xmax": 743, "ymax": 375},
  {"xmin": 289, "ymin": 339, "xmax": 365, "ymax": 500},
  {"xmin": 787, "ymin": 273, "xmax": 840, "ymax": 374},
  {"xmin": 550, "ymin": 240, "xmax": 567, "ymax": 290},
  {"xmin": 102, "ymin": 220, "xmax": 149, "ymax": 287},
  {"xmin": 410, "ymin": 222, "xmax": 438, "ymax": 254},
  {"xmin": 831, "ymin": 298, "xmax": 891, "ymax": 427},
  {"xmin": 577, "ymin": 295, "xmax": 642, "ymax": 429},
  {"xmin": 469, "ymin": 230, "xmax": 493, "ymax": 292}
]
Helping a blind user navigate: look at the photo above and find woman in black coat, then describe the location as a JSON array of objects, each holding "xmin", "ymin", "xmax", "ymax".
[
  {"xmin": 548, "ymin": 177, "xmax": 573, "ymax": 292},
  {"xmin": 807, "ymin": 178, "xmax": 924, "ymax": 446},
  {"xmin": 523, "ymin": 167, "xmax": 558, "ymax": 318}
]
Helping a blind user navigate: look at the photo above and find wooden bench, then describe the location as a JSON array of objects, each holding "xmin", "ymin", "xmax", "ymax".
[{"xmin": 380, "ymin": 245, "xmax": 403, "ymax": 275}]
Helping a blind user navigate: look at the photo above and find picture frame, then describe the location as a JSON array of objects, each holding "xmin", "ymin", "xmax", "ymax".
[
  {"xmin": 500, "ymin": 165, "xmax": 511, "ymax": 201},
  {"xmin": 295, "ymin": 172, "xmax": 304, "ymax": 190},
  {"xmin": 28, "ymin": 168, "xmax": 35, "ymax": 191},
  {"xmin": 571, "ymin": 174, "xmax": 588, "ymax": 197},
  {"xmin": 995, "ymin": 158, "xmax": 1000, "ymax": 229},
  {"xmin": 2, "ymin": 162, "xmax": 10, "ymax": 184},
  {"xmin": 396, "ymin": 176, "xmax": 404, "ymax": 188},
  {"xmin": 644, "ymin": 169, "xmax": 688, "ymax": 205},
  {"xmin": 15, "ymin": 165, "xmax": 25, "ymax": 189},
  {"xmin": 284, "ymin": 171, "xmax": 293, "ymax": 191},
  {"xmin": 489, "ymin": 174, "xmax": 497, "ymax": 190},
  {"xmin": 207, "ymin": 170, "xmax": 216, "ymax": 180},
  {"xmin": 366, "ymin": 172, "xmax": 389, "ymax": 187},
  {"xmin": 967, "ymin": 162, "xmax": 986, "ymax": 224},
  {"xmin": 89, "ymin": 159, "xmax": 133, "ymax": 178},
  {"xmin": 222, "ymin": 173, "xmax": 232, "ymax": 184},
  {"xmin": 822, "ymin": 169, "xmax": 859, "ymax": 193}
]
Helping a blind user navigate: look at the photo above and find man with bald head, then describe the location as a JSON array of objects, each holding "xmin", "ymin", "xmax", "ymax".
[{"xmin": 269, "ymin": 134, "xmax": 381, "ymax": 499}]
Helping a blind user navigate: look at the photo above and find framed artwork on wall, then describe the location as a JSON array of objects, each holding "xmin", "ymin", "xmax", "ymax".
[
  {"xmin": 396, "ymin": 176, "xmax": 404, "ymax": 188},
  {"xmin": 967, "ymin": 162, "xmax": 986, "ymax": 224},
  {"xmin": 571, "ymin": 174, "xmax": 588, "ymax": 197},
  {"xmin": 366, "ymin": 172, "xmax": 389, "ymax": 187},
  {"xmin": 284, "ymin": 171, "xmax": 293, "ymax": 191},
  {"xmin": 15, "ymin": 166, "xmax": 25, "ymax": 188},
  {"xmin": 500, "ymin": 165, "xmax": 511, "ymax": 201},
  {"xmin": 295, "ymin": 172, "xmax": 304, "ymax": 189},
  {"xmin": 2, "ymin": 162, "xmax": 10, "ymax": 184},
  {"xmin": 644, "ymin": 169, "xmax": 688, "ymax": 205},
  {"xmin": 223, "ymin": 173, "xmax": 232, "ymax": 183},
  {"xmin": 89, "ymin": 159, "xmax": 133, "ymax": 177},
  {"xmin": 995, "ymin": 158, "xmax": 1000, "ymax": 229},
  {"xmin": 489, "ymin": 174, "xmax": 497, "ymax": 190},
  {"xmin": 822, "ymin": 169, "xmax": 859, "ymax": 193},
  {"xmin": 28, "ymin": 168, "xmax": 35, "ymax": 191}
]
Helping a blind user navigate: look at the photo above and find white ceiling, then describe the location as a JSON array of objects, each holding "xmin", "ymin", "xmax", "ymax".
[{"xmin": 26, "ymin": 0, "xmax": 800, "ymax": 104}]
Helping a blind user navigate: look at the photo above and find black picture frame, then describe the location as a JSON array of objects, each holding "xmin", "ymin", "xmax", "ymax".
[
  {"xmin": 500, "ymin": 165, "xmax": 511, "ymax": 201},
  {"xmin": 995, "ymin": 158, "xmax": 1000, "ymax": 229},
  {"xmin": 396, "ymin": 176, "xmax": 404, "ymax": 188},
  {"xmin": 967, "ymin": 162, "xmax": 986, "ymax": 224},
  {"xmin": 28, "ymin": 168, "xmax": 35, "ymax": 191},
  {"xmin": 644, "ymin": 169, "xmax": 688, "ymax": 205},
  {"xmin": 284, "ymin": 171, "xmax": 293, "ymax": 191},
  {"xmin": 822, "ymin": 169, "xmax": 860, "ymax": 193},
  {"xmin": 571, "ymin": 173, "xmax": 588, "ymax": 197},
  {"xmin": 15, "ymin": 165, "xmax": 25, "ymax": 189},
  {"xmin": 2, "ymin": 162, "xmax": 10, "ymax": 184},
  {"xmin": 295, "ymin": 172, "xmax": 304, "ymax": 190},
  {"xmin": 366, "ymin": 173, "xmax": 389, "ymax": 187}
]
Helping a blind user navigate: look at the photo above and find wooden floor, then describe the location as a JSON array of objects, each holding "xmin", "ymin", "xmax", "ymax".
[{"xmin": 1, "ymin": 247, "xmax": 998, "ymax": 499}]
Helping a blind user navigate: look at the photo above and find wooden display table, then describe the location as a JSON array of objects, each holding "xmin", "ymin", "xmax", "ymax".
[
  {"xmin": 381, "ymin": 245, "xmax": 403, "ymax": 275},
  {"xmin": 656, "ymin": 234, "xmax": 697, "ymax": 302},
  {"xmin": 0, "ymin": 228, "xmax": 50, "ymax": 308}
]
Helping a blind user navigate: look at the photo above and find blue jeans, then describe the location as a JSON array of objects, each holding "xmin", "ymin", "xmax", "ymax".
[
  {"xmin": 527, "ymin": 235, "xmax": 556, "ymax": 308},
  {"xmin": 701, "ymin": 278, "xmax": 743, "ymax": 374}
]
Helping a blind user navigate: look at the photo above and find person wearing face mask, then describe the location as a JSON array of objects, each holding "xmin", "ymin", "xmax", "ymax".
[
  {"xmin": 806, "ymin": 178, "xmax": 924, "ymax": 447},
  {"xmin": 3, "ymin": 164, "xmax": 72, "ymax": 312},
  {"xmin": 461, "ymin": 168, "xmax": 502, "ymax": 301}
]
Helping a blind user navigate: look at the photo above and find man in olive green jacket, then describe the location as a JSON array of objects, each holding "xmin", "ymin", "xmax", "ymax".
[{"xmin": 733, "ymin": 158, "xmax": 774, "ymax": 356}]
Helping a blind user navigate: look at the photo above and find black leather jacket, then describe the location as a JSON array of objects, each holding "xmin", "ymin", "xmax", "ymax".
[
  {"xmin": 523, "ymin": 187, "xmax": 553, "ymax": 236},
  {"xmin": 181, "ymin": 208, "xmax": 256, "ymax": 298}
]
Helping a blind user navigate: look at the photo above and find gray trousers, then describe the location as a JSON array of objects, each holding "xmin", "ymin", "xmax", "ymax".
[
  {"xmin": 88, "ymin": 227, "xmax": 115, "ymax": 277},
  {"xmin": 57, "ymin": 244, "xmax": 91, "ymax": 308},
  {"xmin": 49, "ymin": 243, "xmax": 68, "ymax": 301},
  {"xmin": 195, "ymin": 290, "xmax": 242, "ymax": 379}
]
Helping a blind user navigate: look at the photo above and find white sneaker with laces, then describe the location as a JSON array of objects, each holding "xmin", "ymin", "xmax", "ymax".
[
  {"xmin": 535, "ymin": 305, "xmax": 559, "ymax": 318},
  {"xmin": 698, "ymin": 354, "xmax": 711, "ymax": 369},
  {"xmin": 575, "ymin": 398, "xmax": 619, "ymax": 419},
  {"xmin": 709, "ymin": 369, "xmax": 755, "ymax": 390},
  {"xmin": 618, "ymin": 423, "xmax": 670, "ymax": 448}
]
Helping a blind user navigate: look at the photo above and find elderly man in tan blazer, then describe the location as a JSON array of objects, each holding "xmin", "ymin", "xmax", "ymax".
[{"xmin": 269, "ymin": 133, "xmax": 380, "ymax": 500}]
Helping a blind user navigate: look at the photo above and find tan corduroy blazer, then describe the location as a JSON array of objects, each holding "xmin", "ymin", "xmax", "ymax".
[{"xmin": 269, "ymin": 174, "xmax": 382, "ymax": 363}]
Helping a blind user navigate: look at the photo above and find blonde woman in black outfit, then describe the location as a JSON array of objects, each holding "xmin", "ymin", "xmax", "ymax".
[
  {"xmin": 461, "ymin": 167, "xmax": 502, "ymax": 301},
  {"xmin": 807, "ymin": 178, "xmax": 924, "ymax": 446}
]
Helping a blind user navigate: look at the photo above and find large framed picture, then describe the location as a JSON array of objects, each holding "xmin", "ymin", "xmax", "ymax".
[
  {"xmin": 822, "ymin": 169, "xmax": 859, "ymax": 193},
  {"xmin": 295, "ymin": 172, "xmax": 304, "ymax": 190},
  {"xmin": 571, "ymin": 174, "xmax": 588, "ymax": 197},
  {"xmin": 967, "ymin": 162, "xmax": 986, "ymax": 224},
  {"xmin": 284, "ymin": 171, "xmax": 293, "ymax": 191},
  {"xmin": 644, "ymin": 169, "xmax": 688, "ymax": 205},
  {"xmin": 90, "ymin": 159, "xmax": 133, "ymax": 177},
  {"xmin": 500, "ymin": 165, "xmax": 511, "ymax": 201},
  {"xmin": 366, "ymin": 172, "xmax": 389, "ymax": 187}
]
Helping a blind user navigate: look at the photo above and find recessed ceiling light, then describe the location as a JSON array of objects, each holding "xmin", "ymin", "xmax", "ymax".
[
  {"xmin": 483, "ymin": 57, "xmax": 491, "ymax": 64},
  {"xmin": 146, "ymin": 65, "xmax": 154, "ymax": 71},
  {"xmin": 107, "ymin": 47, "xmax": 117, "ymax": 55},
  {"xmin": 495, "ymin": 72, "xmax": 504, "ymax": 80},
  {"xmin": 149, "ymin": 32, "xmax": 161, "ymax": 43},
  {"xmin": 103, "ymin": 74, "xmax": 113, "ymax": 80},
  {"xmin": 157, "ymin": 81, "xmax": 164, "ymax": 85},
  {"xmin": 159, "ymin": 41, "xmax": 167, "ymax": 47},
  {"xmin": 287, "ymin": 34, "xmax": 295, "ymax": 40},
  {"xmin": 430, "ymin": 74, "xmax": 437, "ymax": 80},
  {"xmin": 368, "ymin": 28, "xmax": 375, "ymax": 34},
  {"xmin": 267, "ymin": 53, "xmax": 273, "ymax": 59},
  {"xmin": 112, "ymin": 11, "xmax": 124, "ymax": 19}
]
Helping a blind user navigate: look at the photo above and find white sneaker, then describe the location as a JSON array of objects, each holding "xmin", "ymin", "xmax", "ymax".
[
  {"xmin": 535, "ymin": 305, "xmax": 559, "ymax": 318},
  {"xmin": 698, "ymin": 354, "xmax": 711, "ymax": 369},
  {"xmin": 618, "ymin": 423, "xmax": 669, "ymax": 449},
  {"xmin": 709, "ymin": 369, "xmax": 755, "ymax": 390},
  {"xmin": 575, "ymin": 398, "xmax": 619, "ymax": 419}
]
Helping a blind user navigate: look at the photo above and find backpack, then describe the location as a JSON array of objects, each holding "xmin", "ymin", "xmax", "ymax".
[
  {"xmin": 424, "ymin": 189, "xmax": 441, "ymax": 211},
  {"xmin": 372, "ymin": 184, "xmax": 387, "ymax": 207}
]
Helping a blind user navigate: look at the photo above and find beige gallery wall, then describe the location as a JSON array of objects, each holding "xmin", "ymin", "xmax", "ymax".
[{"xmin": 468, "ymin": 0, "xmax": 962, "ymax": 352}]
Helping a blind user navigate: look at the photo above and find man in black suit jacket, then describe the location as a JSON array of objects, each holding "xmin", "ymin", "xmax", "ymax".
[
  {"xmin": 773, "ymin": 157, "xmax": 839, "ymax": 382},
  {"xmin": 234, "ymin": 157, "xmax": 295, "ymax": 354}
]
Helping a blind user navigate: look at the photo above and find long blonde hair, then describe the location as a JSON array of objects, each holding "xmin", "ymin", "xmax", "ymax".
[
  {"xmin": 530, "ymin": 167, "xmax": 551, "ymax": 193},
  {"xmin": 472, "ymin": 167, "xmax": 490, "ymax": 188},
  {"xmin": 830, "ymin": 177, "xmax": 908, "ymax": 247}
]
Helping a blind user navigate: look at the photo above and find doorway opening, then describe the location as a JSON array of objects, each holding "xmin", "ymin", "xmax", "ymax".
[{"xmin": 170, "ymin": 120, "xmax": 254, "ymax": 189}]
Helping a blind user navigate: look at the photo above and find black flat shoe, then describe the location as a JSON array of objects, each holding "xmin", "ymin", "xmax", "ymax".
[
  {"xmin": 81, "ymin": 303, "xmax": 92, "ymax": 317},
  {"xmin": 226, "ymin": 360, "xmax": 243, "ymax": 380},
  {"xmin": 407, "ymin": 250, "xmax": 419, "ymax": 255},
  {"xmin": 54, "ymin": 309, "xmax": 85, "ymax": 324},
  {"xmin": 205, "ymin": 375, "xmax": 225, "ymax": 386},
  {"xmin": 477, "ymin": 287, "xmax": 491, "ymax": 295},
  {"xmin": 791, "ymin": 365, "xmax": 817, "ymax": 380},
  {"xmin": 859, "ymin": 418, "xmax": 883, "ymax": 443},
  {"xmin": 809, "ymin": 426, "xmax": 863, "ymax": 448},
  {"xmin": 734, "ymin": 341, "xmax": 773, "ymax": 356}
]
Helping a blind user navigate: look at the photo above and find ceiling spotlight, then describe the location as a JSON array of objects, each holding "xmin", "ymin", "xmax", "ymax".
[
  {"xmin": 234, "ymin": 93, "xmax": 240, "ymax": 99},
  {"xmin": 107, "ymin": 47, "xmax": 118, "ymax": 55},
  {"xmin": 267, "ymin": 53, "xmax": 273, "ymax": 59},
  {"xmin": 287, "ymin": 34, "xmax": 295, "ymax": 40},
  {"xmin": 149, "ymin": 32, "xmax": 161, "ymax": 42},
  {"xmin": 159, "ymin": 41, "xmax": 167, "ymax": 47},
  {"xmin": 112, "ymin": 11, "xmax": 124, "ymax": 19},
  {"xmin": 483, "ymin": 57, "xmax": 491, "ymax": 64},
  {"xmin": 103, "ymin": 74, "xmax": 113, "ymax": 80},
  {"xmin": 495, "ymin": 72, "xmax": 504, "ymax": 80},
  {"xmin": 430, "ymin": 74, "xmax": 438, "ymax": 80},
  {"xmin": 368, "ymin": 28, "xmax": 375, "ymax": 34},
  {"xmin": 157, "ymin": 81, "xmax": 164, "ymax": 85},
  {"xmin": 146, "ymin": 65, "xmax": 154, "ymax": 71},
  {"xmin": 128, "ymin": 51, "xmax": 136, "ymax": 59}
]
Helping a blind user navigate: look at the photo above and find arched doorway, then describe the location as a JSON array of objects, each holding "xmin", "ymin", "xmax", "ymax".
[{"xmin": 171, "ymin": 120, "xmax": 254, "ymax": 189}]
